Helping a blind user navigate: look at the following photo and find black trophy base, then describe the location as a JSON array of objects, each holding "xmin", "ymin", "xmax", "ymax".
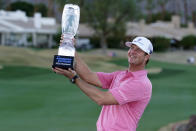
[{"xmin": 52, "ymin": 55, "xmax": 74, "ymax": 70}]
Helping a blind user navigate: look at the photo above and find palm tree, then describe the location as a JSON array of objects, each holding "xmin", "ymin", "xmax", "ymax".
[
  {"xmin": 182, "ymin": 0, "xmax": 189, "ymax": 25},
  {"xmin": 157, "ymin": 0, "xmax": 169, "ymax": 20}
]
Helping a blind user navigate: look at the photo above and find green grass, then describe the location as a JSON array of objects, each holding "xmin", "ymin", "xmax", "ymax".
[
  {"xmin": 0, "ymin": 59, "xmax": 196, "ymax": 131},
  {"xmin": 0, "ymin": 66, "xmax": 100, "ymax": 131}
]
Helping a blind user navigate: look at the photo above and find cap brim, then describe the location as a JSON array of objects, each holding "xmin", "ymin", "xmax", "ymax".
[{"xmin": 125, "ymin": 42, "xmax": 132, "ymax": 47}]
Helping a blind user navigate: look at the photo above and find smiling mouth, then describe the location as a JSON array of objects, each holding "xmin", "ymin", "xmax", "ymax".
[{"xmin": 130, "ymin": 56, "xmax": 136, "ymax": 59}]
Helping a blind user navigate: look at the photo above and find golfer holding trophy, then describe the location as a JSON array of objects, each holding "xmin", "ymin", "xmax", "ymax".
[
  {"xmin": 53, "ymin": 3, "xmax": 153, "ymax": 131},
  {"xmin": 53, "ymin": 4, "xmax": 80, "ymax": 69}
]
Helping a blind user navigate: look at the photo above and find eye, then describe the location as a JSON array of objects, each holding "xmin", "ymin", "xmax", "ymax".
[
  {"xmin": 137, "ymin": 48, "xmax": 142, "ymax": 52},
  {"xmin": 130, "ymin": 46, "xmax": 135, "ymax": 50}
]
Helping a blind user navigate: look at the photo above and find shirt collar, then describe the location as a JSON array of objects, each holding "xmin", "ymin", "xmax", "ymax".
[{"xmin": 126, "ymin": 69, "xmax": 148, "ymax": 78}]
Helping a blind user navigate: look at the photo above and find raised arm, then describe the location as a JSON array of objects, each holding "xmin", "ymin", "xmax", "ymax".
[
  {"xmin": 74, "ymin": 52, "xmax": 102, "ymax": 88},
  {"xmin": 52, "ymin": 67, "xmax": 118, "ymax": 106},
  {"xmin": 59, "ymin": 35, "xmax": 102, "ymax": 87}
]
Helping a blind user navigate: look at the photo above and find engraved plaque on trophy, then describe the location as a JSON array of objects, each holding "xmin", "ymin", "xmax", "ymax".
[{"xmin": 52, "ymin": 4, "xmax": 80, "ymax": 69}]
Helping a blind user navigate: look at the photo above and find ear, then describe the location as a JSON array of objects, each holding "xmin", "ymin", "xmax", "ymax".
[{"xmin": 145, "ymin": 54, "xmax": 150, "ymax": 62}]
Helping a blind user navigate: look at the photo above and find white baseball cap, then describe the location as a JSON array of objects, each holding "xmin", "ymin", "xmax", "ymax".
[{"xmin": 125, "ymin": 36, "xmax": 153, "ymax": 54}]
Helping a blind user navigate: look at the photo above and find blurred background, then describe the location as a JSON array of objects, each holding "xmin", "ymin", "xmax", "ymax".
[{"xmin": 0, "ymin": 0, "xmax": 196, "ymax": 131}]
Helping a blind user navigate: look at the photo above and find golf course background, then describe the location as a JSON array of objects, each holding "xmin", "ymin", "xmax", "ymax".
[{"xmin": 0, "ymin": 46, "xmax": 196, "ymax": 131}]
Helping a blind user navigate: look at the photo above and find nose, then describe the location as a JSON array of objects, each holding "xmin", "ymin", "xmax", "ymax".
[{"xmin": 128, "ymin": 48, "xmax": 131, "ymax": 55}]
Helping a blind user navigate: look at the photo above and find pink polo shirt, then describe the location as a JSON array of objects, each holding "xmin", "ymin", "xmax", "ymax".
[{"xmin": 96, "ymin": 70, "xmax": 152, "ymax": 131}]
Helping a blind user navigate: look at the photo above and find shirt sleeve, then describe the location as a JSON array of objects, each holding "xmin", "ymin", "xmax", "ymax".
[
  {"xmin": 96, "ymin": 72, "xmax": 116, "ymax": 89},
  {"xmin": 109, "ymin": 80, "xmax": 151, "ymax": 105}
]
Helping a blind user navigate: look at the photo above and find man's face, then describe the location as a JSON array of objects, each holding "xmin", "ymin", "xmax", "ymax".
[{"xmin": 127, "ymin": 44, "xmax": 148, "ymax": 66}]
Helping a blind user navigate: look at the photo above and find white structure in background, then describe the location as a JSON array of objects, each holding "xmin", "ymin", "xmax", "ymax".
[
  {"xmin": 0, "ymin": 10, "xmax": 58, "ymax": 48},
  {"xmin": 126, "ymin": 16, "xmax": 196, "ymax": 40},
  {"xmin": 78, "ymin": 16, "xmax": 196, "ymax": 41},
  {"xmin": 76, "ymin": 38, "xmax": 92, "ymax": 50}
]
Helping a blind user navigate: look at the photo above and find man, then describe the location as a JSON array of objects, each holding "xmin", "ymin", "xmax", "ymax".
[{"xmin": 52, "ymin": 36, "xmax": 153, "ymax": 131}]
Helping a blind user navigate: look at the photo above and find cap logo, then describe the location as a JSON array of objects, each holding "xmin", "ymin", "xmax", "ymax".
[
  {"xmin": 134, "ymin": 38, "xmax": 144, "ymax": 45},
  {"xmin": 137, "ymin": 38, "xmax": 142, "ymax": 41}
]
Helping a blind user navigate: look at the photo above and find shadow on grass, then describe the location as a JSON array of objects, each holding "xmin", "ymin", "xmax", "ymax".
[
  {"xmin": 109, "ymin": 58, "xmax": 128, "ymax": 67},
  {"xmin": 148, "ymin": 68, "xmax": 185, "ymax": 79},
  {"xmin": 0, "ymin": 65, "xmax": 51, "ymax": 80}
]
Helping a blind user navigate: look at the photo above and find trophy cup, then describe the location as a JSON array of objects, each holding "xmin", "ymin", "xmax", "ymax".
[{"xmin": 52, "ymin": 4, "xmax": 80, "ymax": 69}]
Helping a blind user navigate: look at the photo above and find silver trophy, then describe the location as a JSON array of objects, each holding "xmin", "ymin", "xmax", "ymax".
[{"xmin": 53, "ymin": 4, "xmax": 80, "ymax": 69}]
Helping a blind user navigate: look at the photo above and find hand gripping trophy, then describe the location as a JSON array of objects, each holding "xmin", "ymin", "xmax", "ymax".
[{"xmin": 53, "ymin": 4, "xmax": 80, "ymax": 69}]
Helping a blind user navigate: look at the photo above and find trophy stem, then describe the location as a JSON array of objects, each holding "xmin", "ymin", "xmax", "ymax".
[{"xmin": 62, "ymin": 33, "xmax": 73, "ymax": 43}]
